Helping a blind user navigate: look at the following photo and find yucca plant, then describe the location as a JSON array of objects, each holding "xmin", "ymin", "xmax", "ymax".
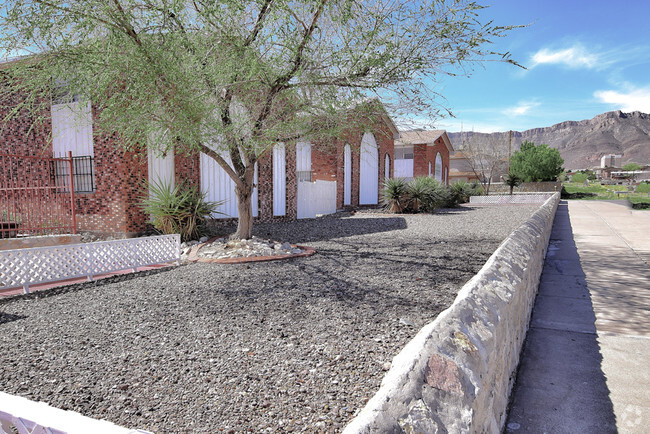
[
  {"xmin": 382, "ymin": 177, "xmax": 410, "ymax": 213},
  {"xmin": 449, "ymin": 180, "xmax": 476, "ymax": 204},
  {"xmin": 504, "ymin": 173, "xmax": 522, "ymax": 195},
  {"xmin": 140, "ymin": 180, "xmax": 222, "ymax": 241},
  {"xmin": 405, "ymin": 176, "xmax": 432, "ymax": 212}
]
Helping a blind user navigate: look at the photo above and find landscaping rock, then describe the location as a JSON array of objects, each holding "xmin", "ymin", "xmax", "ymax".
[{"xmin": 0, "ymin": 205, "xmax": 538, "ymax": 432}]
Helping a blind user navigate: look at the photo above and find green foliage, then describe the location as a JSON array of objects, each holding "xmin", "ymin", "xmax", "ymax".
[
  {"xmin": 562, "ymin": 182, "xmax": 650, "ymax": 207},
  {"xmin": 382, "ymin": 177, "xmax": 410, "ymax": 213},
  {"xmin": 503, "ymin": 173, "xmax": 522, "ymax": 194},
  {"xmin": 382, "ymin": 177, "xmax": 475, "ymax": 213},
  {"xmin": 636, "ymin": 182, "xmax": 650, "ymax": 194},
  {"xmin": 140, "ymin": 180, "xmax": 222, "ymax": 242},
  {"xmin": 579, "ymin": 169, "xmax": 597, "ymax": 180},
  {"xmin": 622, "ymin": 163, "xmax": 642, "ymax": 171},
  {"xmin": 571, "ymin": 173, "xmax": 588, "ymax": 183},
  {"xmin": 0, "ymin": 0, "xmax": 523, "ymax": 239},
  {"xmin": 510, "ymin": 141, "xmax": 564, "ymax": 182},
  {"xmin": 449, "ymin": 180, "xmax": 482, "ymax": 204}
]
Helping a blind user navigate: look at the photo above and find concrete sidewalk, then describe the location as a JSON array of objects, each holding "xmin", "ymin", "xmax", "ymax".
[{"xmin": 506, "ymin": 200, "xmax": 649, "ymax": 433}]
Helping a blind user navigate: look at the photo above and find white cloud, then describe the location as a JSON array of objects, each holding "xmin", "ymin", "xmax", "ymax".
[
  {"xmin": 530, "ymin": 44, "xmax": 599, "ymax": 69},
  {"xmin": 503, "ymin": 101, "xmax": 541, "ymax": 117},
  {"xmin": 594, "ymin": 87, "xmax": 650, "ymax": 112}
]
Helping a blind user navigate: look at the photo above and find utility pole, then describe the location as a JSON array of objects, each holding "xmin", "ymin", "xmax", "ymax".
[{"xmin": 507, "ymin": 130, "xmax": 512, "ymax": 174}]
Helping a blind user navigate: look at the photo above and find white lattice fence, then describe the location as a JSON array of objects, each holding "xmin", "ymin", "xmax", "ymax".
[
  {"xmin": 470, "ymin": 194, "xmax": 553, "ymax": 205},
  {"xmin": 0, "ymin": 391, "xmax": 151, "ymax": 434},
  {"xmin": 0, "ymin": 235, "xmax": 180, "ymax": 294}
]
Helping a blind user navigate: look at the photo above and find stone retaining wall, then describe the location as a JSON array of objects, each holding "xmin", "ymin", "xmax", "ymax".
[{"xmin": 344, "ymin": 193, "xmax": 561, "ymax": 433}]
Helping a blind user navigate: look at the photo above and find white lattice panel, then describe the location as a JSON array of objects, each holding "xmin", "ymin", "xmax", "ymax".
[
  {"xmin": 0, "ymin": 235, "xmax": 179, "ymax": 293},
  {"xmin": 469, "ymin": 194, "xmax": 553, "ymax": 205}
]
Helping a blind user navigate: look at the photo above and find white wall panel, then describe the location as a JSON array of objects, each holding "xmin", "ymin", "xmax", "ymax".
[
  {"xmin": 359, "ymin": 133, "xmax": 379, "ymax": 205},
  {"xmin": 148, "ymin": 148, "xmax": 175, "ymax": 188},
  {"xmin": 344, "ymin": 144, "xmax": 352, "ymax": 205},
  {"xmin": 273, "ymin": 143, "xmax": 286, "ymax": 216},
  {"xmin": 201, "ymin": 150, "xmax": 258, "ymax": 219},
  {"xmin": 51, "ymin": 101, "xmax": 94, "ymax": 157}
]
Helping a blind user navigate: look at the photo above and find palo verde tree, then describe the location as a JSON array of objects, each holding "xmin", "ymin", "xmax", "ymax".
[
  {"xmin": 510, "ymin": 141, "xmax": 564, "ymax": 182},
  {"xmin": 0, "ymin": 0, "xmax": 522, "ymax": 239}
]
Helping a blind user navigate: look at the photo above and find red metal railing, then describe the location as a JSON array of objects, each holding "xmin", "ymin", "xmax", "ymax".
[{"xmin": 0, "ymin": 152, "xmax": 77, "ymax": 238}]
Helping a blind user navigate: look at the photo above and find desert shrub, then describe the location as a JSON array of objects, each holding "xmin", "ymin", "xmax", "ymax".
[
  {"xmin": 382, "ymin": 177, "xmax": 410, "ymax": 213},
  {"xmin": 140, "ymin": 180, "xmax": 222, "ymax": 241},
  {"xmin": 406, "ymin": 176, "xmax": 433, "ymax": 212},
  {"xmin": 384, "ymin": 177, "xmax": 477, "ymax": 213},
  {"xmin": 449, "ymin": 180, "xmax": 480, "ymax": 204},
  {"xmin": 571, "ymin": 173, "xmax": 588, "ymax": 183},
  {"xmin": 636, "ymin": 182, "xmax": 650, "ymax": 195}
]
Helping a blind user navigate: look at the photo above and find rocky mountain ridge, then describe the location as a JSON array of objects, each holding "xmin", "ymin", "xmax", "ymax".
[{"xmin": 448, "ymin": 110, "xmax": 650, "ymax": 170}]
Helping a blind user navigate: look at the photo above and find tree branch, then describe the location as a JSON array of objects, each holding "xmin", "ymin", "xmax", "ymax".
[{"xmin": 252, "ymin": 0, "xmax": 327, "ymax": 137}]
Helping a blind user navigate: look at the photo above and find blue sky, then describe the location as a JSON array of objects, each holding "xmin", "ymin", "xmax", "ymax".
[{"xmin": 433, "ymin": 0, "xmax": 650, "ymax": 133}]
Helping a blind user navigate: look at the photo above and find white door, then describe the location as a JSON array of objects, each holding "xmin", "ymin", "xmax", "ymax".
[
  {"xmin": 359, "ymin": 133, "xmax": 378, "ymax": 205},
  {"xmin": 200, "ymin": 150, "xmax": 258, "ymax": 218},
  {"xmin": 344, "ymin": 144, "xmax": 352, "ymax": 205}
]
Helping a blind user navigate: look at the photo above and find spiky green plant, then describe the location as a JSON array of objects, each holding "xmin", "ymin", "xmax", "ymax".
[
  {"xmin": 504, "ymin": 173, "xmax": 522, "ymax": 195},
  {"xmin": 140, "ymin": 180, "xmax": 222, "ymax": 241},
  {"xmin": 382, "ymin": 177, "xmax": 410, "ymax": 213}
]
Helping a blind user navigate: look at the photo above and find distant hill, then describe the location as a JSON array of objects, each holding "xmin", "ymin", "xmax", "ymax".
[{"xmin": 447, "ymin": 110, "xmax": 650, "ymax": 170}]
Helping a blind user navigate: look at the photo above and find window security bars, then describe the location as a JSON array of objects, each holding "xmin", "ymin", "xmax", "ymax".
[
  {"xmin": 296, "ymin": 170, "xmax": 312, "ymax": 182},
  {"xmin": 55, "ymin": 155, "xmax": 96, "ymax": 193}
]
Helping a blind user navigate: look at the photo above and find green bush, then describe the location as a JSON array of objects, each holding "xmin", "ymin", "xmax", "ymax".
[
  {"xmin": 571, "ymin": 173, "xmax": 588, "ymax": 183},
  {"xmin": 383, "ymin": 177, "xmax": 460, "ymax": 213},
  {"xmin": 140, "ymin": 180, "xmax": 222, "ymax": 241},
  {"xmin": 449, "ymin": 180, "xmax": 482, "ymax": 205},
  {"xmin": 636, "ymin": 182, "xmax": 650, "ymax": 195}
]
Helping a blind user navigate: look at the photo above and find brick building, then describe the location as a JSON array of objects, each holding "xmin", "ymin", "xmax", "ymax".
[
  {"xmin": 393, "ymin": 130, "xmax": 454, "ymax": 184},
  {"xmin": 1, "ymin": 81, "xmax": 398, "ymax": 235}
]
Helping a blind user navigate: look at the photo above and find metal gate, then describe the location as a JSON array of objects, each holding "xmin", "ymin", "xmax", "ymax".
[{"xmin": 0, "ymin": 152, "xmax": 77, "ymax": 238}]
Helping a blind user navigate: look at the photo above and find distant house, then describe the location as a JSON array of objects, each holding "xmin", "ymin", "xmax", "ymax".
[
  {"xmin": 0, "ymin": 75, "xmax": 398, "ymax": 235},
  {"xmin": 600, "ymin": 154, "xmax": 622, "ymax": 168},
  {"xmin": 448, "ymin": 151, "xmax": 481, "ymax": 184},
  {"xmin": 393, "ymin": 130, "xmax": 454, "ymax": 184}
]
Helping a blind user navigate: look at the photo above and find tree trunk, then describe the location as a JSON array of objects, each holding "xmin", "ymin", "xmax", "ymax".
[{"xmin": 232, "ymin": 165, "xmax": 256, "ymax": 240}]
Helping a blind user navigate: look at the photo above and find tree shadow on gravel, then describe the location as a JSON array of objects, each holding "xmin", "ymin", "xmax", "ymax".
[
  {"xmin": 209, "ymin": 215, "xmax": 408, "ymax": 243},
  {"xmin": 0, "ymin": 312, "xmax": 26, "ymax": 324}
]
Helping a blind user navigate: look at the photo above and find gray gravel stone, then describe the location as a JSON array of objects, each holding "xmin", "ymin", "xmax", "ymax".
[{"xmin": 0, "ymin": 205, "xmax": 538, "ymax": 433}]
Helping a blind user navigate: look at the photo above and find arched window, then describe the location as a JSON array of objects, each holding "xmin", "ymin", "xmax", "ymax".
[
  {"xmin": 434, "ymin": 153, "xmax": 443, "ymax": 181},
  {"xmin": 384, "ymin": 153, "xmax": 391, "ymax": 179},
  {"xmin": 428, "ymin": 161, "xmax": 432, "ymax": 176}
]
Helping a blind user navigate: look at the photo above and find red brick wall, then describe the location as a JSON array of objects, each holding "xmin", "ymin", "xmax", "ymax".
[
  {"xmin": 413, "ymin": 143, "xmax": 428, "ymax": 177},
  {"xmin": 325, "ymin": 117, "xmax": 395, "ymax": 209},
  {"xmin": 0, "ymin": 85, "xmax": 153, "ymax": 235},
  {"xmin": 409, "ymin": 137, "xmax": 451, "ymax": 185},
  {"xmin": 0, "ymin": 81, "xmax": 52, "ymax": 157},
  {"xmin": 311, "ymin": 144, "xmax": 338, "ymax": 182},
  {"xmin": 426, "ymin": 137, "xmax": 450, "ymax": 185},
  {"xmin": 74, "ymin": 124, "xmax": 149, "ymax": 235}
]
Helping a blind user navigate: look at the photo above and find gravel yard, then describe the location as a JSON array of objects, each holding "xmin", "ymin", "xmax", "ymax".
[{"xmin": 0, "ymin": 205, "xmax": 538, "ymax": 433}]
